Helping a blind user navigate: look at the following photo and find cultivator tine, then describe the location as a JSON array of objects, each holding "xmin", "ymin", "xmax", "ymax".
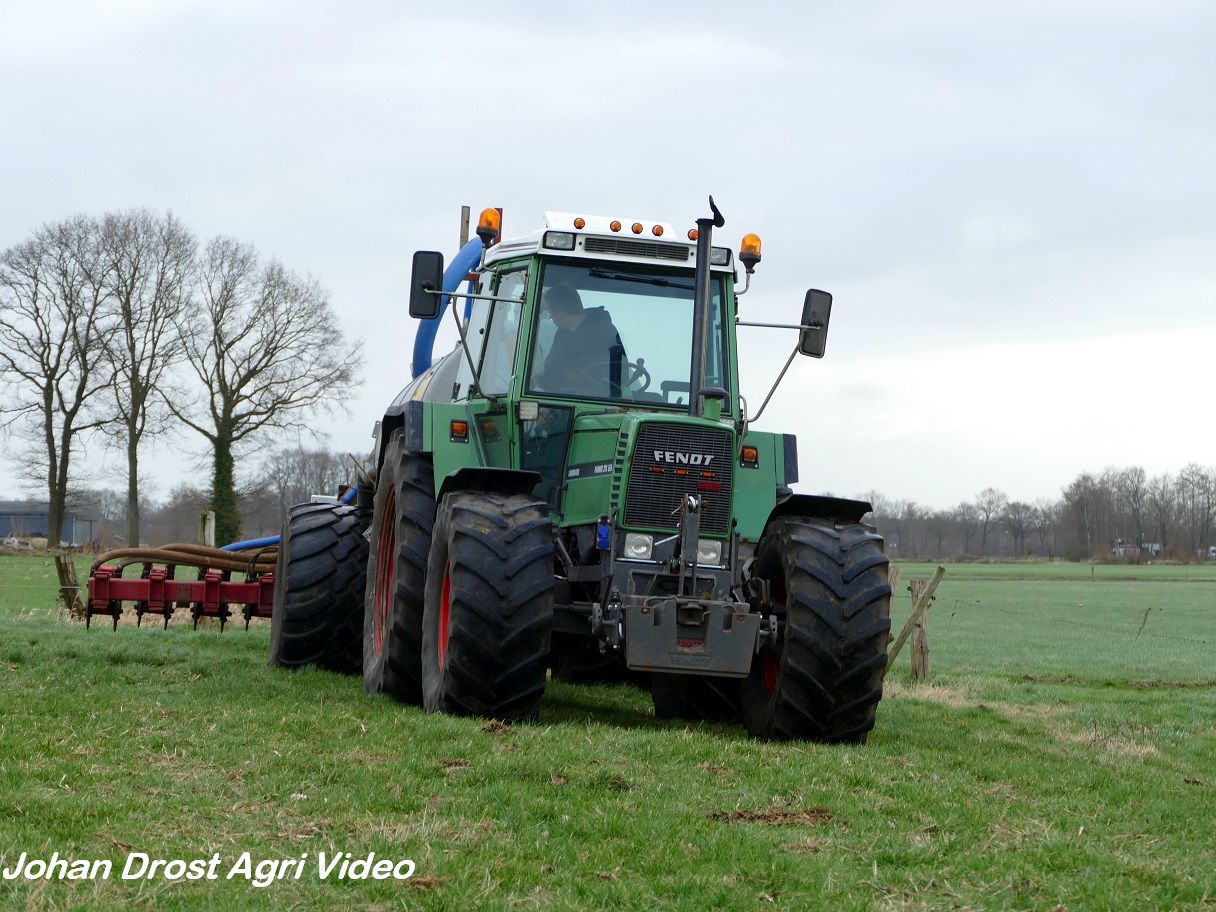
[
  {"xmin": 163, "ymin": 564, "xmax": 176, "ymax": 628},
  {"xmin": 134, "ymin": 562, "xmax": 151, "ymax": 627}
]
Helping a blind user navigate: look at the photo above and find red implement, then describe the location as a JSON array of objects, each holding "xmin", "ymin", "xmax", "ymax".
[{"xmin": 87, "ymin": 565, "xmax": 275, "ymax": 631}]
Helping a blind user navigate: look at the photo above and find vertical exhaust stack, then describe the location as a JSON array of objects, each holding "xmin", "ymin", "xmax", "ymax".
[{"xmin": 688, "ymin": 196, "xmax": 725, "ymax": 417}]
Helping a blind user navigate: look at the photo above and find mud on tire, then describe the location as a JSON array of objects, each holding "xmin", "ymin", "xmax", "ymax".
[
  {"xmin": 421, "ymin": 491, "xmax": 555, "ymax": 721},
  {"xmin": 742, "ymin": 518, "xmax": 891, "ymax": 743},
  {"xmin": 363, "ymin": 430, "xmax": 436, "ymax": 703},
  {"xmin": 268, "ymin": 501, "xmax": 369, "ymax": 675}
]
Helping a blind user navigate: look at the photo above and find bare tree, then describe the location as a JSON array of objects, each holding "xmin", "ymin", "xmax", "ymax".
[
  {"xmin": 100, "ymin": 210, "xmax": 195, "ymax": 546},
  {"xmin": 262, "ymin": 444, "xmax": 350, "ymax": 517},
  {"xmin": 0, "ymin": 216, "xmax": 115, "ymax": 552},
  {"xmin": 1032, "ymin": 498, "xmax": 1060, "ymax": 558},
  {"xmin": 953, "ymin": 502, "xmax": 979, "ymax": 556},
  {"xmin": 975, "ymin": 487, "xmax": 1007, "ymax": 556},
  {"xmin": 1175, "ymin": 464, "xmax": 1215, "ymax": 557},
  {"xmin": 1003, "ymin": 500, "xmax": 1034, "ymax": 556},
  {"xmin": 1116, "ymin": 466, "xmax": 1148, "ymax": 547},
  {"xmin": 1146, "ymin": 473, "xmax": 1176, "ymax": 555},
  {"xmin": 172, "ymin": 237, "xmax": 362, "ymax": 544}
]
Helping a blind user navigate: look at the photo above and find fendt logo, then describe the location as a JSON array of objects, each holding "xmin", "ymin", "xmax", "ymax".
[{"xmin": 653, "ymin": 450, "xmax": 715, "ymax": 466}]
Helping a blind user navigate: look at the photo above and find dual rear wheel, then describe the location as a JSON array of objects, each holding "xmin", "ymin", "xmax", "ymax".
[{"xmin": 362, "ymin": 431, "xmax": 555, "ymax": 720}]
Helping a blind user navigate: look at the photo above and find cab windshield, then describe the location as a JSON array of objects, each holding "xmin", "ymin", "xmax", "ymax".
[{"xmin": 527, "ymin": 261, "xmax": 727, "ymax": 409}]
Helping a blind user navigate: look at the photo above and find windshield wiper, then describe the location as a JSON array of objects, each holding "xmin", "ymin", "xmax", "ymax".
[{"xmin": 589, "ymin": 269, "xmax": 695, "ymax": 291}]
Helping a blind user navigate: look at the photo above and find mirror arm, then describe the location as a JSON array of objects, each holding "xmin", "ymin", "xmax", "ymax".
[
  {"xmin": 746, "ymin": 344, "xmax": 799, "ymax": 429},
  {"xmin": 448, "ymin": 298, "xmax": 484, "ymax": 398},
  {"xmin": 736, "ymin": 320, "xmax": 823, "ymax": 331},
  {"xmin": 425, "ymin": 289, "xmax": 522, "ymax": 305}
]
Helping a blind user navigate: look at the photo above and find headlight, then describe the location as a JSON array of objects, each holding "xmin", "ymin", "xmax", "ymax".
[
  {"xmin": 623, "ymin": 533, "xmax": 654, "ymax": 560},
  {"xmin": 696, "ymin": 539, "xmax": 723, "ymax": 565},
  {"xmin": 543, "ymin": 230, "xmax": 576, "ymax": 250}
]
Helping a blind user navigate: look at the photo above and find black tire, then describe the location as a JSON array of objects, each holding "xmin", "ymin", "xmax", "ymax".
[
  {"xmin": 651, "ymin": 673, "xmax": 742, "ymax": 723},
  {"xmin": 741, "ymin": 518, "xmax": 891, "ymax": 743},
  {"xmin": 268, "ymin": 501, "xmax": 369, "ymax": 675},
  {"xmin": 421, "ymin": 491, "xmax": 554, "ymax": 721},
  {"xmin": 363, "ymin": 431, "xmax": 436, "ymax": 703}
]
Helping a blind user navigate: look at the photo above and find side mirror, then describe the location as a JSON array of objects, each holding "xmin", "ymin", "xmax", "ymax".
[
  {"xmin": 408, "ymin": 251, "xmax": 445, "ymax": 319},
  {"xmin": 798, "ymin": 289, "xmax": 832, "ymax": 358}
]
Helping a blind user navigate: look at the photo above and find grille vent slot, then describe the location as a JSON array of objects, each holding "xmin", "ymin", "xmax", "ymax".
[
  {"xmin": 583, "ymin": 237, "xmax": 691, "ymax": 261},
  {"xmin": 624, "ymin": 423, "xmax": 734, "ymax": 535}
]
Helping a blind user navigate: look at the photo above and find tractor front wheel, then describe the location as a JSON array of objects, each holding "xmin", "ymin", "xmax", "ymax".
[
  {"xmin": 741, "ymin": 517, "xmax": 891, "ymax": 743},
  {"xmin": 421, "ymin": 491, "xmax": 555, "ymax": 721},
  {"xmin": 363, "ymin": 431, "xmax": 436, "ymax": 703},
  {"xmin": 268, "ymin": 501, "xmax": 368, "ymax": 674}
]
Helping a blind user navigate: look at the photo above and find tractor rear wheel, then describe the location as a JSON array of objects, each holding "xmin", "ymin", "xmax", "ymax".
[
  {"xmin": 741, "ymin": 517, "xmax": 891, "ymax": 743},
  {"xmin": 651, "ymin": 673, "xmax": 742, "ymax": 723},
  {"xmin": 421, "ymin": 491, "xmax": 555, "ymax": 721},
  {"xmin": 363, "ymin": 431, "xmax": 436, "ymax": 703},
  {"xmin": 268, "ymin": 501, "xmax": 368, "ymax": 675}
]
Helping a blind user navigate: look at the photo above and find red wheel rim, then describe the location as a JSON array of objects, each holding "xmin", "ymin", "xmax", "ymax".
[
  {"xmin": 437, "ymin": 562, "xmax": 452, "ymax": 670},
  {"xmin": 760, "ymin": 649, "xmax": 780, "ymax": 696},
  {"xmin": 372, "ymin": 488, "xmax": 396, "ymax": 657}
]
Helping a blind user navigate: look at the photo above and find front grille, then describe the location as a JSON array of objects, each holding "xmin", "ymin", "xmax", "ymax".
[
  {"xmin": 584, "ymin": 236, "xmax": 691, "ymax": 261},
  {"xmin": 624, "ymin": 423, "xmax": 735, "ymax": 535}
]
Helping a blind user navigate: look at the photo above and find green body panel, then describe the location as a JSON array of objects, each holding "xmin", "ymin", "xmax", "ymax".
[
  {"xmin": 408, "ymin": 251, "xmax": 792, "ymax": 540},
  {"xmin": 731, "ymin": 429, "xmax": 783, "ymax": 541},
  {"xmin": 557, "ymin": 412, "xmax": 624, "ymax": 527},
  {"xmin": 427, "ymin": 402, "xmax": 484, "ymax": 481}
]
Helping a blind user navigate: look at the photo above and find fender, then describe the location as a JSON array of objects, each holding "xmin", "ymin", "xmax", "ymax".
[
  {"xmin": 376, "ymin": 401, "xmax": 425, "ymax": 475},
  {"xmin": 437, "ymin": 467, "xmax": 543, "ymax": 502},
  {"xmin": 761, "ymin": 493, "xmax": 873, "ymax": 536}
]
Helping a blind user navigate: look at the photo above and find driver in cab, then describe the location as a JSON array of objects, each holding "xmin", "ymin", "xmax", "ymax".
[{"xmin": 533, "ymin": 283, "xmax": 625, "ymax": 396}]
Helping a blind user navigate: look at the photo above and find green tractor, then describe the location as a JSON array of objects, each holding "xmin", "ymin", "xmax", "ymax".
[{"xmin": 269, "ymin": 199, "xmax": 892, "ymax": 743}]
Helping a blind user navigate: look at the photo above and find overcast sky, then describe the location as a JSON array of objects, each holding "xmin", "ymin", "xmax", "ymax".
[{"xmin": 1, "ymin": 1, "xmax": 1213, "ymax": 509}]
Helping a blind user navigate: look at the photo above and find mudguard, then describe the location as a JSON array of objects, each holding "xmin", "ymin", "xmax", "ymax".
[
  {"xmin": 437, "ymin": 466, "xmax": 543, "ymax": 502},
  {"xmin": 761, "ymin": 494, "xmax": 873, "ymax": 536}
]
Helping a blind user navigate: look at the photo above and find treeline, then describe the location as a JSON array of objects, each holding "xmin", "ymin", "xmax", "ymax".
[
  {"xmin": 31, "ymin": 445, "xmax": 352, "ymax": 549},
  {"xmin": 0, "ymin": 210, "xmax": 362, "ymax": 552},
  {"xmin": 866, "ymin": 464, "xmax": 1216, "ymax": 562}
]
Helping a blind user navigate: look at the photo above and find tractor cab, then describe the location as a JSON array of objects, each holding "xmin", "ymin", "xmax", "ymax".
[{"xmin": 456, "ymin": 212, "xmax": 737, "ymax": 414}]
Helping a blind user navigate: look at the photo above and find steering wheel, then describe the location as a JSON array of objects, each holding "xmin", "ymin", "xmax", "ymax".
[{"xmin": 575, "ymin": 357, "xmax": 652, "ymax": 393}]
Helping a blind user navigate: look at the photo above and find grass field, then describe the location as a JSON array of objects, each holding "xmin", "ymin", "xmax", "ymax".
[{"xmin": 0, "ymin": 554, "xmax": 1213, "ymax": 911}]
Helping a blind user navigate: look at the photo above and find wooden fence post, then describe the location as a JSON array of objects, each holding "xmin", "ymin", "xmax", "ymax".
[
  {"xmin": 53, "ymin": 552, "xmax": 84, "ymax": 619},
  {"xmin": 910, "ymin": 578, "xmax": 930, "ymax": 682},
  {"xmin": 885, "ymin": 565, "xmax": 945, "ymax": 679},
  {"xmin": 199, "ymin": 511, "xmax": 215, "ymax": 547}
]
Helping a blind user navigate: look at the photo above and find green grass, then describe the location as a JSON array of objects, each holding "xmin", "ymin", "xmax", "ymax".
[{"xmin": 0, "ymin": 555, "xmax": 1213, "ymax": 911}]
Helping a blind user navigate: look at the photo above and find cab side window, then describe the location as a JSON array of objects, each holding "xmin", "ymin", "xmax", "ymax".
[{"xmin": 478, "ymin": 269, "xmax": 527, "ymax": 397}]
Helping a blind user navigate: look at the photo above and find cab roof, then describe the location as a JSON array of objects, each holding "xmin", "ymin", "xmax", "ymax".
[{"xmin": 482, "ymin": 211, "xmax": 734, "ymax": 272}]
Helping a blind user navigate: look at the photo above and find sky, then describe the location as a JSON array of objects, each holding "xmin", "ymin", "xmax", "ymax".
[{"xmin": 1, "ymin": 0, "xmax": 1213, "ymax": 509}]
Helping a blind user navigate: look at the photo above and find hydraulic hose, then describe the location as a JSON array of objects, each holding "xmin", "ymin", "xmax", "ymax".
[
  {"xmin": 220, "ymin": 484, "xmax": 357, "ymax": 551},
  {"xmin": 410, "ymin": 237, "xmax": 485, "ymax": 378}
]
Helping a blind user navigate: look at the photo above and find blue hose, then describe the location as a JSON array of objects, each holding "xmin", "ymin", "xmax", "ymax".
[
  {"xmin": 221, "ymin": 484, "xmax": 357, "ymax": 551},
  {"xmin": 411, "ymin": 237, "xmax": 485, "ymax": 378}
]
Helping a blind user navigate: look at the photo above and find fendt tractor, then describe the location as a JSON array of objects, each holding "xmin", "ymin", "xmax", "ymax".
[
  {"xmin": 270, "ymin": 198, "xmax": 893, "ymax": 743},
  {"xmin": 85, "ymin": 198, "xmax": 892, "ymax": 743}
]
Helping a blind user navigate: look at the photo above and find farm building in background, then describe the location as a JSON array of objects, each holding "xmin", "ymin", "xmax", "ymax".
[
  {"xmin": 1110, "ymin": 539, "xmax": 1163, "ymax": 560},
  {"xmin": 0, "ymin": 501, "xmax": 100, "ymax": 546}
]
